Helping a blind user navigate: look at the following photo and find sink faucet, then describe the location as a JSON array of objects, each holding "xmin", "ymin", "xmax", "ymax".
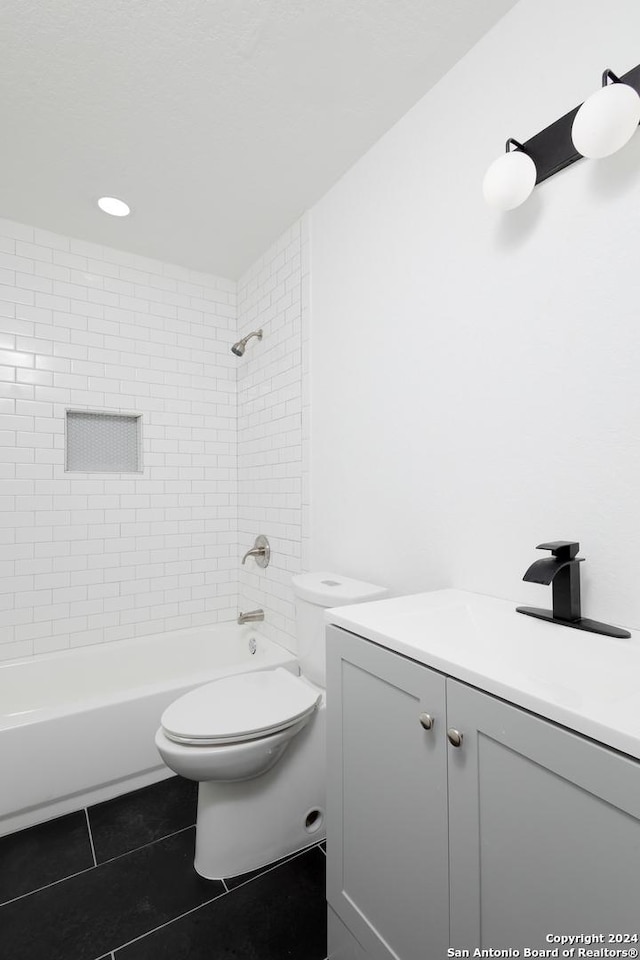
[
  {"xmin": 237, "ymin": 609, "xmax": 264, "ymax": 624},
  {"xmin": 516, "ymin": 541, "xmax": 630, "ymax": 639},
  {"xmin": 522, "ymin": 540, "xmax": 583, "ymax": 622}
]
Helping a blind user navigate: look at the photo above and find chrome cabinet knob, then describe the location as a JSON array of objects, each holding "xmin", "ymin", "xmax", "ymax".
[
  {"xmin": 447, "ymin": 728, "xmax": 463, "ymax": 748},
  {"xmin": 419, "ymin": 713, "xmax": 434, "ymax": 731}
]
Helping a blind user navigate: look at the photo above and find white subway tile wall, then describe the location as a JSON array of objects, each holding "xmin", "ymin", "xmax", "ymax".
[
  {"xmin": 0, "ymin": 217, "xmax": 238, "ymax": 662},
  {"xmin": 300, "ymin": 218, "xmax": 311, "ymax": 577},
  {"xmin": 237, "ymin": 217, "xmax": 308, "ymax": 654}
]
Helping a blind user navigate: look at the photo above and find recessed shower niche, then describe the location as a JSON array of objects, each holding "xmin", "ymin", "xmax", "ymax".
[{"xmin": 65, "ymin": 410, "xmax": 143, "ymax": 474}]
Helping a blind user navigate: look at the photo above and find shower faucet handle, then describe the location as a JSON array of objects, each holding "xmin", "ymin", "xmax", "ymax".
[{"xmin": 241, "ymin": 534, "xmax": 271, "ymax": 568}]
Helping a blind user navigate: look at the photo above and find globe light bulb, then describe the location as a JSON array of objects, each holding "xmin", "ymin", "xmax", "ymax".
[
  {"xmin": 571, "ymin": 82, "xmax": 640, "ymax": 159},
  {"xmin": 482, "ymin": 149, "xmax": 537, "ymax": 211}
]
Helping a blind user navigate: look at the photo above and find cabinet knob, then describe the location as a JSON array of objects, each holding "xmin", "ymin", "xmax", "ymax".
[
  {"xmin": 447, "ymin": 728, "xmax": 463, "ymax": 748},
  {"xmin": 419, "ymin": 713, "xmax": 434, "ymax": 731}
]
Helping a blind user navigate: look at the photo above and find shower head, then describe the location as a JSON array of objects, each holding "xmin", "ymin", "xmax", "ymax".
[{"xmin": 231, "ymin": 329, "xmax": 263, "ymax": 357}]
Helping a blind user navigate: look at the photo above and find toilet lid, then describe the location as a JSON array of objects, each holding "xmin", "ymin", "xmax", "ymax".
[{"xmin": 160, "ymin": 668, "xmax": 320, "ymax": 745}]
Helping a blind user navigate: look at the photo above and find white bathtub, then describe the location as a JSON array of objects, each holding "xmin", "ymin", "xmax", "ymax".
[{"xmin": 0, "ymin": 623, "xmax": 297, "ymax": 836}]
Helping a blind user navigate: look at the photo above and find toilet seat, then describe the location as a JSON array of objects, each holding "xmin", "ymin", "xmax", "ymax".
[{"xmin": 160, "ymin": 668, "xmax": 320, "ymax": 746}]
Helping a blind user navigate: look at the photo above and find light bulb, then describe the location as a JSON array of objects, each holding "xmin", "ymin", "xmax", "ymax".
[
  {"xmin": 571, "ymin": 82, "xmax": 640, "ymax": 159},
  {"xmin": 482, "ymin": 150, "xmax": 537, "ymax": 211}
]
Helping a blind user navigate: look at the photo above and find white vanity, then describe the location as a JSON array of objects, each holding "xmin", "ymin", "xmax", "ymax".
[{"xmin": 325, "ymin": 589, "xmax": 640, "ymax": 960}]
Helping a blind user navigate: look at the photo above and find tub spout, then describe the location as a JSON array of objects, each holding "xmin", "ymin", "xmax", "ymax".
[{"xmin": 237, "ymin": 609, "xmax": 264, "ymax": 624}]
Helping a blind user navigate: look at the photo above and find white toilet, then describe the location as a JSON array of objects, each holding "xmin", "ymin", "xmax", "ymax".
[{"xmin": 155, "ymin": 572, "xmax": 387, "ymax": 879}]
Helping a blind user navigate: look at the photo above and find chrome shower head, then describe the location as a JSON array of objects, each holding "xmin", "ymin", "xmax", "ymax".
[{"xmin": 231, "ymin": 329, "xmax": 263, "ymax": 357}]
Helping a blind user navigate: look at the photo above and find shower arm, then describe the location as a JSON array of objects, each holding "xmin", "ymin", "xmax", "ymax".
[{"xmin": 231, "ymin": 329, "xmax": 263, "ymax": 356}]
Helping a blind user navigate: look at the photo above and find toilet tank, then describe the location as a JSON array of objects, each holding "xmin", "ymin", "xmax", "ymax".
[{"xmin": 292, "ymin": 572, "xmax": 387, "ymax": 686}]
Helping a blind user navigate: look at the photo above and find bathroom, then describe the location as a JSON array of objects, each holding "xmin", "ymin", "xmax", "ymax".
[{"xmin": 2, "ymin": 0, "xmax": 640, "ymax": 957}]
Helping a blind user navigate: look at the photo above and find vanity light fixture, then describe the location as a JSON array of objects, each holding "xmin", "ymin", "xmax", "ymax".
[
  {"xmin": 571, "ymin": 70, "xmax": 640, "ymax": 158},
  {"xmin": 482, "ymin": 139, "xmax": 537, "ymax": 210},
  {"xmin": 483, "ymin": 61, "xmax": 640, "ymax": 210},
  {"xmin": 97, "ymin": 196, "xmax": 131, "ymax": 217}
]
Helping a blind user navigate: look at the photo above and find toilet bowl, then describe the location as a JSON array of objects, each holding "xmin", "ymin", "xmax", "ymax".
[
  {"xmin": 155, "ymin": 668, "xmax": 320, "ymax": 782},
  {"xmin": 156, "ymin": 572, "xmax": 387, "ymax": 880}
]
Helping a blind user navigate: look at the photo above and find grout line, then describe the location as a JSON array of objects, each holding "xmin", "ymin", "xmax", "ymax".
[
  {"xmin": 111, "ymin": 840, "xmax": 325, "ymax": 954},
  {"xmin": 0, "ymin": 862, "xmax": 97, "ymax": 908},
  {"xmin": 222, "ymin": 838, "xmax": 324, "ymax": 893},
  {"xmin": 0, "ymin": 823, "xmax": 196, "ymax": 908},
  {"xmin": 113, "ymin": 887, "xmax": 228, "ymax": 953},
  {"xmin": 85, "ymin": 808, "xmax": 98, "ymax": 867},
  {"xmin": 97, "ymin": 823, "xmax": 195, "ymax": 869}
]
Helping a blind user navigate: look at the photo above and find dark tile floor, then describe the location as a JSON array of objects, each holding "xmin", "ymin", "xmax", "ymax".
[
  {"xmin": 0, "ymin": 809, "xmax": 94, "ymax": 903},
  {"xmin": 116, "ymin": 846, "xmax": 327, "ymax": 960},
  {"xmin": 89, "ymin": 774, "xmax": 198, "ymax": 863},
  {"xmin": 0, "ymin": 776, "xmax": 327, "ymax": 960}
]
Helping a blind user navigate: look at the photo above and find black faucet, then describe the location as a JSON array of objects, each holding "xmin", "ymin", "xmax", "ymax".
[
  {"xmin": 516, "ymin": 541, "xmax": 630, "ymax": 639},
  {"xmin": 521, "ymin": 541, "xmax": 583, "ymax": 621}
]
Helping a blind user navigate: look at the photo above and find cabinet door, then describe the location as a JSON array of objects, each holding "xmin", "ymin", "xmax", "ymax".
[
  {"xmin": 447, "ymin": 679, "xmax": 640, "ymax": 950},
  {"xmin": 326, "ymin": 626, "xmax": 449, "ymax": 960}
]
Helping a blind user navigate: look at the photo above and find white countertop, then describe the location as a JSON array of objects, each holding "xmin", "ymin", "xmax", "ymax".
[{"xmin": 326, "ymin": 589, "xmax": 640, "ymax": 761}]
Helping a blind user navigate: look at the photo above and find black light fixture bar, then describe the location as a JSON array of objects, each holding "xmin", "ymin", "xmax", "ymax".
[{"xmin": 520, "ymin": 62, "xmax": 640, "ymax": 184}]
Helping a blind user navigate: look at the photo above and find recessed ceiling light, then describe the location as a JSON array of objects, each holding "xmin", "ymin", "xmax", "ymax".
[{"xmin": 97, "ymin": 196, "xmax": 130, "ymax": 217}]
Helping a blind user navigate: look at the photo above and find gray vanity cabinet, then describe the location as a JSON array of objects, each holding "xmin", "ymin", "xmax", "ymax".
[
  {"xmin": 447, "ymin": 678, "xmax": 640, "ymax": 948},
  {"xmin": 325, "ymin": 626, "xmax": 450, "ymax": 960},
  {"xmin": 327, "ymin": 625, "xmax": 640, "ymax": 960}
]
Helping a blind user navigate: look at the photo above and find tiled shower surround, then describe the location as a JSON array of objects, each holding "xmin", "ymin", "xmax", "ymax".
[
  {"xmin": 0, "ymin": 215, "xmax": 306, "ymax": 662},
  {"xmin": 237, "ymin": 217, "xmax": 309, "ymax": 653}
]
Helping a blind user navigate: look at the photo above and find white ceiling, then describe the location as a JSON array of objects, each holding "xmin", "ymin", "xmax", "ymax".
[{"xmin": 0, "ymin": 0, "xmax": 517, "ymax": 278}]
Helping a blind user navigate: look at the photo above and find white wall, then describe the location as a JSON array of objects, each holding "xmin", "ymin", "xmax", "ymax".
[
  {"xmin": 237, "ymin": 218, "xmax": 309, "ymax": 653},
  {"xmin": 0, "ymin": 218, "xmax": 237, "ymax": 661},
  {"xmin": 309, "ymin": 0, "xmax": 640, "ymax": 630}
]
